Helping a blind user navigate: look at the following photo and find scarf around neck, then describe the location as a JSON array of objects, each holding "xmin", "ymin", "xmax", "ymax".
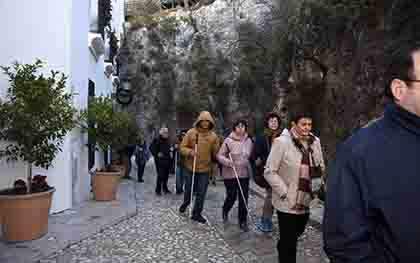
[
  {"xmin": 289, "ymin": 127, "xmax": 315, "ymax": 213},
  {"xmin": 264, "ymin": 128, "xmax": 281, "ymax": 143}
]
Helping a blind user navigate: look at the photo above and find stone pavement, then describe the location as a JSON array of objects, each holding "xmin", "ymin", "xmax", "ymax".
[
  {"xmin": 0, "ymin": 179, "xmax": 137, "ymax": 263},
  {"xmin": 35, "ymin": 159, "xmax": 328, "ymax": 263}
]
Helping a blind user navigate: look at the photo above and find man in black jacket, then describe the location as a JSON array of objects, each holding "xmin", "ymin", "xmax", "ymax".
[
  {"xmin": 324, "ymin": 41, "xmax": 420, "ymax": 262},
  {"xmin": 150, "ymin": 127, "xmax": 173, "ymax": 195}
]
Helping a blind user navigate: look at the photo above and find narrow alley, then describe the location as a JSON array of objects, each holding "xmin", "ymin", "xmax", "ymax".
[{"xmin": 37, "ymin": 161, "xmax": 328, "ymax": 263}]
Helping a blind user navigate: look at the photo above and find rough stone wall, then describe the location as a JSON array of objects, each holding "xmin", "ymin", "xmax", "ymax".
[{"xmin": 119, "ymin": 0, "xmax": 285, "ymax": 142}]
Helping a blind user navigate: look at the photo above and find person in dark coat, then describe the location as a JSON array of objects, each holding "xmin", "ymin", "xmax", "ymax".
[
  {"xmin": 251, "ymin": 112, "xmax": 283, "ymax": 232},
  {"xmin": 134, "ymin": 138, "xmax": 150, "ymax": 183},
  {"xmin": 125, "ymin": 144, "xmax": 137, "ymax": 177},
  {"xmin": 324, "ymin": 41, "xmax": 420, "ymax": 262},
  {"xmin": 149, "ymin": 127, "xmax": 173, "ymax": 195},
  {"xmin": 175, "ymin": 130, "xmax": 188, "ymax": 194}
]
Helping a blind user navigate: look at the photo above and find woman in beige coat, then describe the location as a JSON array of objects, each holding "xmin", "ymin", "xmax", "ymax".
[{"xmin": 264, "ymin": 113, "xmax": 325, "ymax": 263}]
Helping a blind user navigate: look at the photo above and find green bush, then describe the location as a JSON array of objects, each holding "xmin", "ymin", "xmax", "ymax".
[
  {"xmin": 80, "ymin": 96, "xmax": 139, "ymax": 167},
  {"xmin": 0, "ymin": 60, "xmax": 76, "ymax": 193}
]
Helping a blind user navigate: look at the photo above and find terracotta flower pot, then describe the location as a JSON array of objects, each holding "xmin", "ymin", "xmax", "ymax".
[
  {"xmin": 0, "ymin": 188, "xmax": 55, "ymax": 242},
  {"xmin": 110, "ymin": 165, "xmax": 126, "ymax": 178},
  {"xmin": 92, "ymin": 171, "xmax": 121, "ymax": 201},
  {"xmin": 121, "ymin": 156, "xmax": 130, "ymax": 178}
]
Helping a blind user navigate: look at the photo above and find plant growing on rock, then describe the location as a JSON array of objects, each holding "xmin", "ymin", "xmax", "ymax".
[
  {"xmin": 129, "ymin": 14, "xmax": 192, "ymax": 33},
  {"xmin": 0, "ymin": 60, "xmax": 76, "ymax": 194}
]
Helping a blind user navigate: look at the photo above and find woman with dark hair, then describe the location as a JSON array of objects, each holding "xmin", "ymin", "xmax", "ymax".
[
  {"xmin": 264, "ymin": 112, "xmax": 325, "ymax": 263},
  {"xmin": 217, "ymin": 119, "xmax": 253, "ymax": 231},
  {"xmin": 252, "ymin": 112, "xmax": 283, "ymax": 232}
]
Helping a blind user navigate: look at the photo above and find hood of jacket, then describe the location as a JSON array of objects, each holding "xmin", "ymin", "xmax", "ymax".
[
  {"xmin": 193, "ymin": 111, "xmax": 216, "ymax": 131},
  {"xmin": 228, "ymin": 131, "xmax": 249, "ymax": 142}
]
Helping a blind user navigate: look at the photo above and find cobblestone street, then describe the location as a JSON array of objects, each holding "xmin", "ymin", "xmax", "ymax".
[{"xmin": 38, "ymin": 162, "xmax": 328, "ymax": 263}]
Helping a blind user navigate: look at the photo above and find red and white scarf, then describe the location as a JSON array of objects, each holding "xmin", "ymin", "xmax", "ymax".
[{"xmin": 290, "ymin": 127, "xmax": 315, "ymax": 212}]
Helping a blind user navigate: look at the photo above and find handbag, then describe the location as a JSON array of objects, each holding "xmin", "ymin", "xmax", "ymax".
[
  {"xmin": 317, "ymin": 183, "xmax": 326, "ymax": 201},
  {"xmin": 253, "ymin": 162, "xmax": 271, "ymax": 189},
  {"xmin": 251, "ymin": 136, "xmax": 272, "ymax": 189}
]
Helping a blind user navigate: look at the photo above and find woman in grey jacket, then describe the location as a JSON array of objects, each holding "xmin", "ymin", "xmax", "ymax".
[
  {"xmin": 217, "ymin": 119, "xmax": 253, "ymax": 231},
  {"xmin": 264, "ymin": 113, "xmax": 325, "ymax": 263}
]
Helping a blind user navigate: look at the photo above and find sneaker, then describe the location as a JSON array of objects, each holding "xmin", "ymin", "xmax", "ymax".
[
  {"xmin": 212, "ymin": 181, "xmax": 216, "ymax": 185},
  {"xmin": 222, "ymin": 210, "xmax": 228, "ymax": 223},
  {"xmin": 176, "ymin": 190, "xmax": 184, "ymax": 195},
  {"xmin": 256, "ymin": 218, "xmax": 270, "ymax": 232},
  {"xmin": 163, "ymin": 189, "xmax": 172, "ymax": 194},
  {"xmin": 239, "ymin": 222, "xmax": 249, "ymax": 232},
  {"xmin": 257, "ymin": 218, "xmax": 273, "ymax": 232},
  {"xmin": 191, "ymin": 214, "xmax": 207, "ymax": 224},
  {"xmin": 179, "ymin": 204, "xmax": 188, "ymax": 213},
  {"xmin": 255, "ymin": 218, "xmax": 264, "ymax": 231},
  {"xmin": 138, "ymin": 179, "xmax": 144, "ymax": 183}
]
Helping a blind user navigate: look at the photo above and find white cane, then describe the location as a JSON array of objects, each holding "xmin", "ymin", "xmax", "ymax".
[
  {"xmin": 190, "ymin": 134, "xmax": 199, "ymax": 217},
  {"xmin": 226, "ymin": 144, "xmax": 249, "ymax": 219},
  {"xmin": 174, "ymin": 149, "xmax": 178, "ymax": 192}
]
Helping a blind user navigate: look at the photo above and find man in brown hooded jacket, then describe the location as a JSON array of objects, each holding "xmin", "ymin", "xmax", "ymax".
[{"xmin": 178, "ymin": 111, "xmax": 220, "ymax": 224}]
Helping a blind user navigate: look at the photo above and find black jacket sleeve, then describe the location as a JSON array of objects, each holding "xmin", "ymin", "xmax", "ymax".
[
  {"xmin": 323, "ymin": 146, "xmax": 379, "ymax": 263},
  {"xmin": 149, "ymin": 139, "xmax": 159, "ymax": 157}
]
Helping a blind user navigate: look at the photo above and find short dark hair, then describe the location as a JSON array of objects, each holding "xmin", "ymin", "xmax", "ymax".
[
  {"xmin": 290, "ymin": 112, "xmax": 312, "ymax": 125},
  {"xmin": 384, "ymin": 41, "xmax": 420, "ymax": 100},
  {"xmin": 232, "ymin": 119, "xmax": 248, "ymax": 131},
  {"xmin": 264, "ymin": 112, "xmax": 281, "ymax": 129}
]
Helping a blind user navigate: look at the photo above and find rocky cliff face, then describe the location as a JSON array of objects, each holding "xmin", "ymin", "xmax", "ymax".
[{"xmin": 119, "ymin": 0, "xmax": 286, "ymax": 141}]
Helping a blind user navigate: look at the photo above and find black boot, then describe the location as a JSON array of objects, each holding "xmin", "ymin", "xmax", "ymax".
[
  {"xmin": 155, "ymin": 187, "xmax": 162, "ymax": 196},
  {"xmin": 239, "ymin": 222, "xmax": 249, "ymax": 232},
  {"xmin": 179, "ymin": 203, "xmax": 188, "ymax": 213},
  {"xmin": 191, "ymin": 214, "xmax": 207, "ymax": 224},
  {"xmin": 222, "ymin": 210, "xmax": 228, "ymax": 223}
]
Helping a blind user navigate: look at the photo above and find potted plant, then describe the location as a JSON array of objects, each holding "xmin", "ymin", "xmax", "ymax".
[
  {"xmin": 81, "ymin": 97, "xmax": 138, "ymax": 201},
  {"xmin": 111, "ymin": 112, "xmax": 140, "ymax": 178},
  {"xmin": 0, "ymin": 60, "xmax": 76, "ymax": 242}
]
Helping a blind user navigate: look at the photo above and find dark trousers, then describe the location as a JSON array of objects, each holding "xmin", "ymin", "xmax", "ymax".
[
  {"xmin": 223, "ymin": 178, "xmax": 249, "ymax": 224},
  {"xmin": 276, "ymin": 211, "xmax": 309, "ymax": 263},
  {"xmin": 175, "ymin": 165, "xmax": 185, "ymax": 193},
  {"xmin": 155, "ymin": 161, "xmax": 170, "ymax": 193},
  {"xmin": 182, "ymin": 169, "xmax": 209, "ymax": 217},
  {"xmin": 137, "ymin": 163, "xmax": 145, "ymax": 181}
]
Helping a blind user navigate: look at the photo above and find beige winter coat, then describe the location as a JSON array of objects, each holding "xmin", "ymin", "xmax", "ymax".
[{"xmin": 263, "ymin": 129, "xmax": 325, "ymax": 214}]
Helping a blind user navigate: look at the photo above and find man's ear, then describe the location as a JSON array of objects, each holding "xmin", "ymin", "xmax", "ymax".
[{"xmin": 391, "ymin": 79, "xmax": 407, "ymax": 102}]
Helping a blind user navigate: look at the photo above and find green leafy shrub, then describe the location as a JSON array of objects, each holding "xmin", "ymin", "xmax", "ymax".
[
  {"xmin": 0, "ymin": 60, "xmax": 76, "ymax": 193},
  {"xmin": 80, "ymin": 96, "xmax": 139, "ymax": 168}
]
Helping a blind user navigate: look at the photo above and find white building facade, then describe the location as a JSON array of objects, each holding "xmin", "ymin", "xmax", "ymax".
[{"xmin": 0, "ymin": 0, "xmax": 125, "ymax": 213}]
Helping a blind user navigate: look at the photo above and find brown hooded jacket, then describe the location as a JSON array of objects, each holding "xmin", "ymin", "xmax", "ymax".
[{"xmin": 180, "ymin": 111, "xmax": 220, "ymax": 173}]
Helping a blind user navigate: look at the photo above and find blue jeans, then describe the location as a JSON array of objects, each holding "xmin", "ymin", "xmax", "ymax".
[
  {"xmin": 175, "ymin": 165, "xmax": 185, "ymax": 193},
  {"xmin": 182, "ymin": 169, "xmax": 209, "ymax": 217}
]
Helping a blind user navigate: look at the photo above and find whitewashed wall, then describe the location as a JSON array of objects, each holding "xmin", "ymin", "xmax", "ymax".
[
  {"xmin": 0, "ymin": 0, "xmax": 124, "ymax": 212},
  {"xmin": 0, "ymin": 0, "xmax": 74, "ymax": 213},
  {"xmin": 70, "ymin": 0, "xmax": 91, "ymax": 205},
  {"xmin": 112, "ymin": 0, "xmax": 126, "ymax": 37}
]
